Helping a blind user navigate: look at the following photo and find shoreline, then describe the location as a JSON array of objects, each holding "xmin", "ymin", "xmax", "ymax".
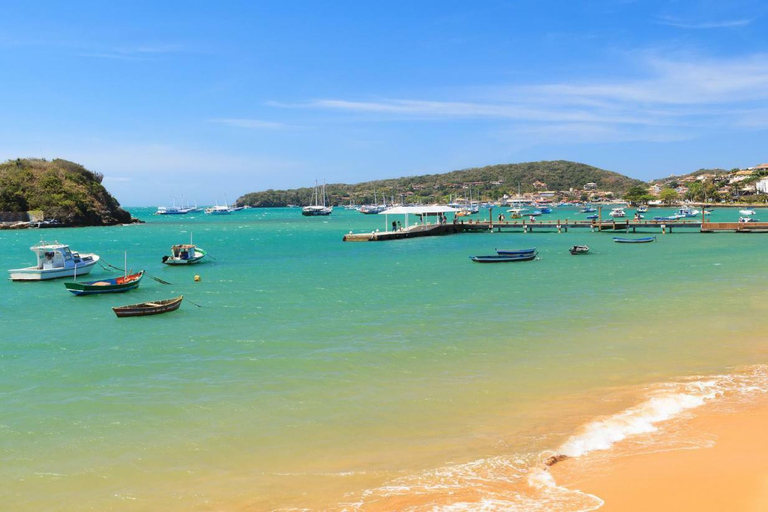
[{"xmin": 551, "ymin": 388, "xmax": 768, "ymax": 511}]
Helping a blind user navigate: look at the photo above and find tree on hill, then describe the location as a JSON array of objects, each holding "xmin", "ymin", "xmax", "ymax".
[
  {"xmin": 0, "ymin": 158, "xmax": 132, "ymax": 225},
  {"xmin": 659, "ymin": 188, "xmax": 679, "ymax": 204}
]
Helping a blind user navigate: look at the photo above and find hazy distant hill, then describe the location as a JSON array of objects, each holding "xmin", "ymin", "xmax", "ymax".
[
  {"xmin": 0, "ymin": 158, "xmax": 132, "ymax": 225},
  {"xmin": 237, "ymin": 160, "xmax": 645, "ymax": 207}
]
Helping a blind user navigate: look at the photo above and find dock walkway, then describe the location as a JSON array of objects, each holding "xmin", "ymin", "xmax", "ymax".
[{"xmin": 343, "ymin": 219, "xmax": 768, "ymax": 241}]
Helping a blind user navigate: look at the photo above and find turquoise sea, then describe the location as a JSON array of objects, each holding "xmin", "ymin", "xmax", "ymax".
[{"xmin": 2, "ymin": 206, "xmax": 768, "ymax": 510}]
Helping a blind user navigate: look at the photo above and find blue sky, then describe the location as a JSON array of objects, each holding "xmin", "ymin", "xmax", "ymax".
[{"xmin": 2, "ymin": 1, "xmax": 768, "ymax": 205}]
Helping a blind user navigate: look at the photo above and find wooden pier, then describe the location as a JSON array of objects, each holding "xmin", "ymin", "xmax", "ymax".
[{"xmin": 343, "ymin": 219, "xmax": 768, "ymax": 241}]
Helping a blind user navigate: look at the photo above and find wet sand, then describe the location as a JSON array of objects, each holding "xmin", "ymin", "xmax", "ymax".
[{"xmin": 552, "ymin": 396, "xmax": 768, "ymax": 511}]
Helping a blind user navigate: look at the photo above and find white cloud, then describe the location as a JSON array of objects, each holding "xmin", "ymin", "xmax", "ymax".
[
  {"xmin": 656, "ymin": 16, "xmax": 754, "ymax": 29},
  {"xmin": 210, "ymin": 118, "xmax": 285, "ymax": 129}
]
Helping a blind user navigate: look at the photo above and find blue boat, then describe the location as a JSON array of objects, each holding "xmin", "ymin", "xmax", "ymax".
[
  {"xmin": 496, "ymin": 247, "xmax": 536, "ymax": 256},
  {"xmin": 470, "ymin": 253, "xmax": 537, "ymax": 263},
  {"xmin": 586, "ymin": 214, "xmax": 598, "ymax": 220},
  {"xmin": 613, "ymin": 236, "xmax": 656, "ymax": 244}
]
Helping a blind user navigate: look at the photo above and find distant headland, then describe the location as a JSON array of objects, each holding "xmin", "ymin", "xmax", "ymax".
[{"xmin": 0, "ymin": 158, "xmax": 137, "ymax": 228}]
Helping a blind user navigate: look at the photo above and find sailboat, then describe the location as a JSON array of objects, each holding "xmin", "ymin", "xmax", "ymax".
[
  {"xmin": 302, "ymin": 181, "xmax": 333, "ymax": 216},
  {"xmin": 359, "ymin": 189, "xmax": 387, "ymax": 214}
]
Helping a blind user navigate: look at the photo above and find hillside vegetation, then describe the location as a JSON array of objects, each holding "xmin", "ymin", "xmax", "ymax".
[
  {"xmin": 237, "ymin": 160, "xmax": 644, "ymax": 207},
  {"xmin": 0, "ymin": 158, "xmax": 132, "ymax": 225}
]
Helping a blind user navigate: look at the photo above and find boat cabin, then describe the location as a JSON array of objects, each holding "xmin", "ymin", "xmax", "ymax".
[
  {"xmin": 36, "ymin": 244, "xmax": 74, "ymax": 270},
  {"xmin": 171, "ymin": 244, "xmax": 196, "ymax": 260}
]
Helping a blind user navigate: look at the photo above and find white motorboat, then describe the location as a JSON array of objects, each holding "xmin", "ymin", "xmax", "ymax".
[
  {"xmin": 677, "ymin": 207, "xmax": 700, "ymax": 217},
  {"xmin": 739, "ymin": 209, "xmax": 756, "ymax": 216},
  {"xmin": 8, "ymin": 242, "xmax": 100, "ymax": 281},
  {"xmin": 609, "ymin": 208, "xmax": 626, "ymax": 218}
]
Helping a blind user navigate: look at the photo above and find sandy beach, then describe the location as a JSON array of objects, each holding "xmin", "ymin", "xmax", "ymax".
[{"xmin": 552, "ymin": 394, "xmax": 768, "ymax": 511}]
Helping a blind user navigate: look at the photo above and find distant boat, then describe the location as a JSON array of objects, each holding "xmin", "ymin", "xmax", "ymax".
[
  {"xmin": 303, "ymin": 180, "xmax": 333, "ymax": 216},
  {"xmin": 609, "ymin": 208, "xmax": 626, "ymax": 218},
  {"xmin": 205, "ymin": 204, "xmax": 232, "ymax": 215},
  {"xmin": 65, "ymin": 271, "xmax": 144, "ymax": 296},
  {"xmin": 613, "ymin": 236, "xmax": 656, "ymax": 243},
  {"xmin": 112, "ymin": 295, "xmax": 183, "ymax": 318},
  {"xmin": 496, "ymin": 247, "xmax": 536, "ymax": 256},
  {"xmin": 739, "ymin": 209, "xmax": 756, "ymax": 216},
  {"xmin": 470, "ymin": 253, "xmax": 537, "ymax": 263},
  {"xmin": 8, "ymin": 242, "xmax": 100, "ymax": 281},
  {"xmin": 636, "ymin": 205, "xmax": 649, "ymax": 213},
  {"xmin": 653, "ymin": 214, "xmax": 683, "ymax": 221},
  {"xmin": 586, "ymin": 214, "xmax": 598, "ymax": 220},
  {"xmin": 569, "ymin": 245, "xmax": 590, "ymax": 255},
  {"xmin": 162, "ymin": 243, "xmax": 206, "ymax": 265},
  {"xmin": 677, "ymin": 207, "xmax": 700, "ymax": 217},
  {"xmin": 739, "ymin": 216, "xmax": 759, "ymax": 223},
  {"xmin": 580, "ymin": 206, "xmax": 597, "ymax": 213}
]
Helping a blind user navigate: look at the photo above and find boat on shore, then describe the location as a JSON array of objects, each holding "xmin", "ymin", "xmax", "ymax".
[
  {"xmin": 112, "ymin": 295, "xmax": 183, "ymax": 318},
  {"xmin": 613, "ymin": 236, "xmax": 656, "ymax": 243},
  {"xmin": 569, "ymin": 245, "xmax": 590, "ymax": 255},
  {"xmin": 470, "ymin": 252, "xmax": 537, "ymax": 263},
  {"xmin": 8, "ymin": 242, "xmax": 100, "ymax": 281},
  {"xmin": 162, "ymin": 244, "xmax": 206, "ymax": 265},
  {"xmin": 65, "ymin": 271, "xmax": 144, "ymax": 295}
]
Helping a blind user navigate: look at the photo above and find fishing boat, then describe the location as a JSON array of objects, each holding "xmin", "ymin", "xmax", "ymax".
[
  {"xmin": 302, "ymin": 180, "xmax": 333, "ymax": 216},
  {"xmin": 496, "ymin": 247, "xmax": 536, "ymax": 256},
  {"xmin": 112, "ymin": 295, "xmax": 183, "ymax": 318},
  {"xmin": 636, "ymin": 205, "xmax": 649, "ymax": 213},
  {"xmin": 613, "ymin": 236, "xmax": 656, "ymax": 243},
  {"xmin": 470, "ymin": 253, "xmax": 537, "ymax": 263},
  {"xmin": 8, "ymin": 242, "xmax": 100, "ymax": 281},
  {"xmin": 739, "ymin": 209, "xmax": 757, "ymax": 216},
  {"xmin": 65, "ymin": 271, "xmax": 144, "ymax": 295},
  {"xmin": 162, "ymin": 243, "xmax": 206, "ymax": 265},
  {"xmin": 569, "ymin": 245, "xmax": 590, "ymax": 255}
]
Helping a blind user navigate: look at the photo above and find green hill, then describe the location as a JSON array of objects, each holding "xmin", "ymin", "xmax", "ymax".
[
  {"xmin": 237, "ymin": 160, "xmax": 645, "ymax": 207},
  {"xmin": 0, "ymin": 158, "xmax": 133, "ymax": 225}
]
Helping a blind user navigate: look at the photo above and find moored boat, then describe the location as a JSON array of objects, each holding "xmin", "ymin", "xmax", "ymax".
[
  {"xmin": 162, "ymin": 244, "xmax": 206, "ymax": 265},
  {"xmin": 496, "ymin": 247, "xmax": 536, "ymax": 256},
  {"xmin": 470, "ymin": 252, "xmax": 537, "ymax": 263},
  {"xmin": 112, "ymin": 295, "xmax": 183, "ymax": 318},
  {"xmin": 569, "ymin": 245, "xmax": 590, "ymax": 255},
  {"xmin": 303, "ymin": 180, "xmax": 333, "ymax": 216},
  {"xmin": 65, "ymin": 271, "xmax": 144, "ymax": 295},
  {"xmin": 609, "ymin": 207, "xmax": 626, "ymax": 218},
  {"xmin": 739, "ymin": 209, "xmax": 756, "ymax": 216},
  {"xmin": 8, "ymin": 242, "xmax": 100, "ymax": 281},
  {"xmin": 613, "ymin": 236, "xmax": 656, "ymax": 243}
]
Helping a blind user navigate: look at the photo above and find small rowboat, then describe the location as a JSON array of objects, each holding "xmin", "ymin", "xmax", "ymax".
[
  {"xmin": 470, "ymin": 253, "xmax": 537, "ymax": 263},
  {"xmin": 496, "ymin": 247, "xmax": 536, "ymax": 256},
  {"xmin": 112, "ymin": 295, "xmax": 183, "ymax": 318},
  {"xmin": 65, "ymin": 271, "xmax": 144, "ymax": 295},
  {"xmin": 569, "ymin": 245, "xmax": 589, "ymax": 255},
  {"xmin": 613, "ymin": 236, "xmax": 656, "ymax": 244}
]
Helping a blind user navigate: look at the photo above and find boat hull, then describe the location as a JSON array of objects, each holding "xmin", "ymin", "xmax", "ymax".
[
  {"xmin": 569, "ymin": 245, "xmax": 590, "ymax": 255},
  {"xmin": 113, "ymin": 296, "xmax": 183, "ymax": 317},
  {"xmin": 8, "ymin": 256, "xmax": 100, "ymax": 281},
  {"xmin": 65, "ymin": 271, "xmax": 144, "ymax": 295},
  {"xmin": 613, "ymin": 237, "xmax": 656, "ymax": 244},
  {"xmin": 470, "ymin": 253, "xmax": 537, "ymax": 263},
  {"xmin": 496, "ymin": 248, "xmax": 536, "ymax": 256}
]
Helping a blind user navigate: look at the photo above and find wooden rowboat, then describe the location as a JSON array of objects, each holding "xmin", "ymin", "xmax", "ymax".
[
  {"xmin": 470, "ymin": 253, "xmax": 537, "ymax": 263},
  {"xmin": 65, "ymin": 271, "xmax": 144, "ymax": 295},
  {"xmin": 613, "ymin": 236, "xmax": 656, "ymax": 244},
  {"xmin": 496, "ymin": 247, "xmax": 536, "ymax": 256},
  {"xmin": 112, "ymin": 295, "xmax": 183, "ymax": 318}
]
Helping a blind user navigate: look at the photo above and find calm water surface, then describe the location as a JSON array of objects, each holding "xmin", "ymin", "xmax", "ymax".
[{"xmin": 1, "ymin": 206, "xmax": 767, "ymax": 510}]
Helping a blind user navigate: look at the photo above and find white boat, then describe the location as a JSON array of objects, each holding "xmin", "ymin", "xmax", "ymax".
[
  {"xmin": 8, "ymin": 242, "xmax": 100, "ymax": 281},
  {"xmin": 636, "ymin": 205, "xmax": 648, "ymax": 213},
  {"xmin": 739, "ymin": 216, "xmax": 759, "ymax": 223},
  {"xmin": 677, "ymin": 207, "xmax": 700, "ymax": 217},
  {"xmin": 609, "ymin": 208, "xmax": 626, "ymax": 218},
  {"xmin": 302, "ymin": 181, "xmax": 332, "ymax": 216},
  {"xmin": 740, "ymin": 209, "xmax": 756, "ymax": 216}
]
